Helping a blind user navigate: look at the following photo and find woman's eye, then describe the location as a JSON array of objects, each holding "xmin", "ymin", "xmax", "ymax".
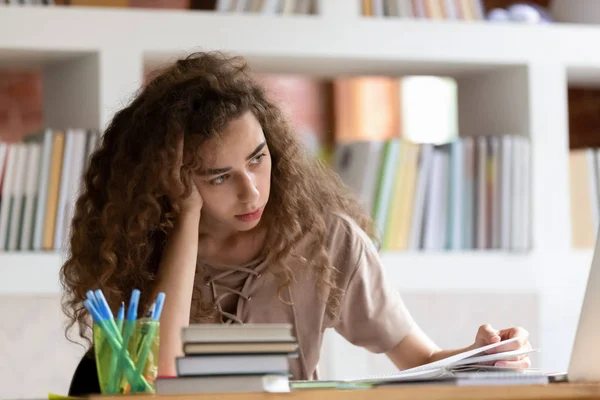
[
  {"xmin": 251, "ymin": 153, "xmax": 266, "ymax": 164},
  {"xmin": 210, "ymin": 175, "xmax": 228, "ymax": 185}
]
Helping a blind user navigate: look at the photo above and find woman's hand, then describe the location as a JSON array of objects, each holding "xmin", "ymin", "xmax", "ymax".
[
  {"xmin": 474, "ymin": 324, "xmax": 532, "ymax": 369},
  {"xmin": 173, "ymin": 135, "xmax": 203, "ymax": 216}
]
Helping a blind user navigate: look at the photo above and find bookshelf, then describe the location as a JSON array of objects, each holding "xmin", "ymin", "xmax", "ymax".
[{"xmin": 0, "ymin": 0, "xmax": 597, "ymax": 383}]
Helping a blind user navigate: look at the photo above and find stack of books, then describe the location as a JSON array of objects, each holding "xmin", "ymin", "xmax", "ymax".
[{"xmin": 155, "ymin": 323, "xmax": 298, "ymax": 395}]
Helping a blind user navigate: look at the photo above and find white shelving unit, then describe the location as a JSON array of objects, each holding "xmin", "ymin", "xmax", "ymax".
[
  {"xmin": 0, "ymin": 250, "xmax": 543, "ymax": 294},
  {"xmin": 1, "ymin": 0, "xmax": 599, "ymax": 382},
  {"xmin": 0, "ymin": 252, "xmax": 63, "ymax": 294}
]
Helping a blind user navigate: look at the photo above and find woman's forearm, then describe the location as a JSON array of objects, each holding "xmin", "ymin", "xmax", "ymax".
[
  {"xmin": 427, "ymin": 345, "xmax": 476, "ymax": 363},
  {"xmin": 153, "ymin": 210, "xmax": 200, "ymax": 376}
]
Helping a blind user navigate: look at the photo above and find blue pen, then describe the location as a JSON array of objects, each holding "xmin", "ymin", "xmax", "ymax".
[
  {"xmin": 117, "ymin": 302, "xmax": 125, "ymax": 333},
  {"xmin": 85, "ymin": 298, "xmax": 119, "ymax": 386},
  {"xmin": 94, "ymin": 290, "xmax": 111, "ymax": 318},
  {"xmin": 86, "ymin": 290, "xmax": 99, "ymax": 310},
  {"xmin": 118, "ymin": 290, "xmax": 140, "ymax": 377},
  {"xmin": 153, "ymin": 292, "xmax": 165, "ymax": 321},
  {"xmin": 88, "ymin": 289, "xmax": 108, "ymax": 341},
  {"xmin": 88, "ymin": 290, "xmax": 113, "ymax": 368},
  {"xmin": 133, "ymin": 292, "xmax": 165, "ymax": 391},
  {"xmin": 95, "ymin": 291, "xmax": 114, "ymax": 323},
  {"xmin": 94, "ymin": 290, "xmax": 123, "ymax": 393},
  {"xmin": 84, "ymin": 299, "xmax": 103, "ymax": 323},
  {"xmin": 95, "ymin": 289, "xmax": 121, "ymax": 339},
  {"xmin": 127, "ymin": 289, "xmax": 140, "ymax": 322}
]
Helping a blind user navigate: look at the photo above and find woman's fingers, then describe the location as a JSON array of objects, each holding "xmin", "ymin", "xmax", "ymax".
[{"xmin": 494, "ymin": 357, "xmax": 531, "ymax": 369}]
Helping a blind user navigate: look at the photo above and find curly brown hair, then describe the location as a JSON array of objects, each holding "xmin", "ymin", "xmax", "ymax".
[{"xmin": 59, "ymin": 51, "xmax": 377, "ymax": 345}]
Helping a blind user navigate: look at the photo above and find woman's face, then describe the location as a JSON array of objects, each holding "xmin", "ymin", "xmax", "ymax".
[{"xmin": 194, "ymin": 110, "xmax": 272, "ymax": 234}]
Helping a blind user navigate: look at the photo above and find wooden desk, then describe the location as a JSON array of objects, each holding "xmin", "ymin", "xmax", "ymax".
[{"xmin": 94, "ymin": 383, "xmax": 600, "ymax": 400}]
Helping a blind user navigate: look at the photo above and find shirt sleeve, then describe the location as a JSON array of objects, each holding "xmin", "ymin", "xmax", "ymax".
[{"xmin": 332, "ymin": 216, "xmax": 416, "ymax": 354}]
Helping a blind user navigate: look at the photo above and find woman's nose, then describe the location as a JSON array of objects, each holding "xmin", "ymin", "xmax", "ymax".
[{"xmin": 238, "ymin": 173, "xmax": 259, "ymax": 203}]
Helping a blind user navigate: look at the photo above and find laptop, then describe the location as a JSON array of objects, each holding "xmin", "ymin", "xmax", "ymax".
[{"xmin": 551, "ymin": 231, "xmax": 600, "ymax": 383}]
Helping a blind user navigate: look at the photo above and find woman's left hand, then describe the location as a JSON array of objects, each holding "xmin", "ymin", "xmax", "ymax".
[{"xmin": 473, "ymin": 324, "xmax": 532, "ymax": 369}]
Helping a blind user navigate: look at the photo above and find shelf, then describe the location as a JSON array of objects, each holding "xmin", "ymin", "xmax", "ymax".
[
  {"xmin": 0, "ymin": 252, "xmax": 63, "ymax": 295},
  {"xmin": 0, "ymin": 48, "xmax": 93, "ymax": 69},
  {"xmin": 0, "ymin": 250, "xmax": 548, "ymax": 295},
  {"xmin": 2, "ymin": 6, "xmax": 600, "ymax": 80},
  {"xmin": 380, "ymin": 251, "xmax": 540, "ymax": 292},
  {"xmin": 4, "ymin": 250, "xmax": 589, "ymax": 295}
]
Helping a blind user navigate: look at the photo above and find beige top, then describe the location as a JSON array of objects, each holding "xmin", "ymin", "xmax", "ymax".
[{"xmin": 189, "ymin": 213, "xmax": 416, "ymax": 380}]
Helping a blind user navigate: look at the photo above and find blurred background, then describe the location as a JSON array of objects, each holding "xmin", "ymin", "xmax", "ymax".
[{"xmin": 1, "ymin": 0, "xmax": 600, "ymax": 398}]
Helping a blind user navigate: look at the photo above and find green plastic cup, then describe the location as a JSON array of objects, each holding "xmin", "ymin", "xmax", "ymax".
[{"xmin": 93, "ymin": 318, "xmax": 160, "ymax": 394}]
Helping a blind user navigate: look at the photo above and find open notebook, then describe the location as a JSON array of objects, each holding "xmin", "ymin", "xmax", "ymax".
[{"xmin": 344, "ymin": 337, "xmax": 541, "ymax": 385}]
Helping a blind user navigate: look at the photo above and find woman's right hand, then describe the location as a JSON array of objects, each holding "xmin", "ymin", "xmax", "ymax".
[{"xmin": 173, "ymin": 135, "xmax": 203, "ymax": 217}]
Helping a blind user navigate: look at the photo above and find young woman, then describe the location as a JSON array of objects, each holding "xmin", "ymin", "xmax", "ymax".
[{"xmin": 60, "ymin": 51, "xmax": 532, "ymax": 381}]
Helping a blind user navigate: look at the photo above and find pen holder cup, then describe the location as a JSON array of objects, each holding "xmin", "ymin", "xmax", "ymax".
[{"xmin": 93, "ymin": 318, "xmax": 160, "ymax": 395}]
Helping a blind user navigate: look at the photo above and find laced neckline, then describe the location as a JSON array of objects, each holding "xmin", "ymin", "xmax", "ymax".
[{"xmin": 198, "ymin": 256, "xmax": 267, "ymax": 324}]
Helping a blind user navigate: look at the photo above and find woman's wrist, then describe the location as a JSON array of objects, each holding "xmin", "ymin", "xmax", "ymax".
[{"xmin": 177, "ymin": 207, "xmax": 201, "ymax": 223}]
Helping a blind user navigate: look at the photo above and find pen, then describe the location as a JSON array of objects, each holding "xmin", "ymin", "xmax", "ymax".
[
  {"xmin": 118, "ymin": 288, "xmax": 140, "ymax": 390},
  {"xmin": 88, "ymin": 289, "xmax": 114, "ymax": 387},
  {"xmin": 117, "ymin": 302, "xmax": 125, "ymax": 333},
  {"xmin": 133, "ymin": 292, "xmax": 165, "ymax": 391},
  {"xmin": 94, "ymin": 289, "xmax": 123, "ymax": 393},
  {"xmin": 86, "ymin": 290, "xmax": 99, "ymax": 310},
  {"xmin": 110, "ymin": 300, "xmax": 125, "ymax": 392},
  {"xmin": 134, "ymin": 302, "xmax": 156, "ymax": 360},
  {"xmin": 153, "ymin": 292, "xmax": 165, "ymax": 321},
  {"xmin": 95, "ymin": 289, "xmax": 121, "ymax": 338}
]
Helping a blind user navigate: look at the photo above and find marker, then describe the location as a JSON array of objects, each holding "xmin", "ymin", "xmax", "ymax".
[{"xmin": 117, "ymin": 289, "xmax": 140, "ymax": 390}]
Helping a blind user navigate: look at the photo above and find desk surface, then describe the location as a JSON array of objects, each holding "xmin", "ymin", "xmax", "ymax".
[{"xmin": 93, "ymin": 383, "xmax": 600, "ymax": 400}]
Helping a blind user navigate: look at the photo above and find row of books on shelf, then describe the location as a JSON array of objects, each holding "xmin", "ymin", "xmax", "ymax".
[
  {"xmin": 0, "ymin": 0, "xmax": 315, "ymax": 14},
  {"xmin": 570, "ymin": 147, "xmax": 600, "ymax": 249},
  {"xmin": 0, "ymin": 130, "xmax": 532, "ymax": 253},
  {"xmin": 362, "ymin": 0, "xmax": 485, "ymax": 20},
  {"xmin": 155, "ymin": 324, "xmax": 296, "ymax": 394},
  {"xmin": 333, "ymin": 134, "xmax": 531, "ymax": 252},
  {"xmin": 0, "ymin": 128, "xmax": 100, "ymax": 252},
  {"xmin": 213, "ymin": 0, "xmax": 314, "ymax": 14}
]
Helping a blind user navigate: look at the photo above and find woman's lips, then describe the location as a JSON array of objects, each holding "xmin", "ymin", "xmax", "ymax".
[{"xmin": 235, "ymin": 207, "xmax": 263, "ymax": 222}]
